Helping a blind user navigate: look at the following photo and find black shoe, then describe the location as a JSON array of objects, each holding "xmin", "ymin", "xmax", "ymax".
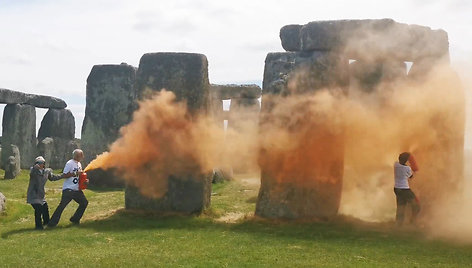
[
  {"xmin": 35, "ymin": 226, "xmax": 44, "ymax": 230},
  {"xmin": 47, "ymin": 223, "xmax": 57, "ymax": 228},
  {"xmin": 70, "ymin": 220, "xmax": 80, "ymax": 225}
]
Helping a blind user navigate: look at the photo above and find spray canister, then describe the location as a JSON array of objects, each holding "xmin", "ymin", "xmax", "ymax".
[
  {"xmin": 408, "ymin": 154, "xmax": 419, "ymax": 172},
  {"xmin": 79, "ymin": 172, "xmax": 88, "ymax": 190}
]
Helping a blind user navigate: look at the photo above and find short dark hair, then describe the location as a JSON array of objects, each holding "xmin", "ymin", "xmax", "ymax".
[{"xmin": 399, "ymin": 152, "xmax": 410, "ymax": 165}]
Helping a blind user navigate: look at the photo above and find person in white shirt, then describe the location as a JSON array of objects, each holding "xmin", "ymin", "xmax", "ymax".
[
  {"xmin": 393, "ymin": 152, "xmax": 420, "ymax": 226},
  {"xmin": 48, "ymin": 149, "xmax": 89, "ymax": 227}
]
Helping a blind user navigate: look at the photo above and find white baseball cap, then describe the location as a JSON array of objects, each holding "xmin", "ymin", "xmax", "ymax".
[{"xmin": 35, "ymin": 156, "xmax": 46, "ymax": 164}]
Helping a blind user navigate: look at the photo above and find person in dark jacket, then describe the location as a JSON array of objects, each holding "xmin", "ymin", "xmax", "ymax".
[{"xmin": 26, "ymin": 156, "xmax": 73, "ymax": 230}]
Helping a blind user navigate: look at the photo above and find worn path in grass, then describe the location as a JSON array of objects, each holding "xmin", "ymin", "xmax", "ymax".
[{"xmin": 1, "ymin": 170, "xmax": 472, "ymax": 267}]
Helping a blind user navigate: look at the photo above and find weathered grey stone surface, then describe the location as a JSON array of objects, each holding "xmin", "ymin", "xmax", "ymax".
[
  {"xmin": 263, "ymin": 51, "xmax": 349, "ymax": 96},
  {"xmin": 37, "ymin": 108, "xmax": 77, "ymax": 169},
  {"xmin": 2, "ymin": 104, "xmax": 36, "ymax": 169},
  {"xmin": 25, "ymin": 95, "xmax": 67, "ymax": 109},
  {"xmin": 0, "ymin": 192, "xmax": 6, "ymax": 213},
  {"xmin": 4, "ymin": 145, "xmax": 20, "ymax": 179},
  {"xmin": 212, "ymin": 168, "xmax": 233, "ymax": 184},
  {"xmin": 281, "ymin": 19, "xmax": 449, "ymax": 62},
  {"xmin": 125, "ymin": 174, "xmax": 212, "ymax": 213},
  {"xmin": 280, "ymin": 24, "xmax": 302, "ymax": 51},
  {"xmin": 209, "ymin": 84, "xmax": 261, "ymax": 131},
  {"xmin": 135, "ymin": 53, "xmax": 210, "ymax": 113},
  {"xmin": 37, "ymin": 137, "xmax": 54, "ymax": 168},
  {"xmin": 0, "ymin": 88, "xmax": 67, "ymax": 109},
  {"xmin": 349, "ymin": 60, "xmax": 407, "ymax": 92},
  {"xmin": 81, "ymin": 63, "xmax": 137, "ymax": 187},
  {"xmin": 38, "ymin": 109, "xmax": 75, "ymax": 140},
  {"xmin": 256, "ymin": 179, "xmax": 343, "ymax": 219},
  {"xmin": 37, "ymin": 137, "xmax": 79, "ymax": 169},
  {"xmin": 210, "ymin": 84, "xmax": 261, "ymax": 100},
  {"xmin": 256, "ymin": 50, "xmax": 348, "ymax": 219},
  {"xmin": 128, "ymin": 52, "xmax": 212, "ymax": 213}
]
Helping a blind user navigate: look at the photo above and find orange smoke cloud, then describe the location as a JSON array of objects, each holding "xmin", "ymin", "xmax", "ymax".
[
  {"xmin": 258, "ymin": 62, "xmax": 465, "ymax": 232},
  {"xmin": 85, "ymin": 90, "xmax": 226, "ymax": 198},
  {"xmin": 84, "ymin": 60, "xmax": 470, "ymax": 242}
]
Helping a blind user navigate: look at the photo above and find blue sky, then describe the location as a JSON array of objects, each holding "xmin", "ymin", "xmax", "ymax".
[{"xmin": 0, "ymin": 0, "xmax": 471, "ymax": 140}]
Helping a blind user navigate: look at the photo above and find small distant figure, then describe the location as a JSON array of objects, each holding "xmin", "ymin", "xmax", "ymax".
[
  {"xmin": 393, "ymin": 152, "xmax": 420, "ymax": 226},
  {"xmin": 26, "ymin": 156, "xmax": 73, "ymax": 230},
  {"xmin": 48, "ymin": 149, "xmax": 89, "ymax": 227}
]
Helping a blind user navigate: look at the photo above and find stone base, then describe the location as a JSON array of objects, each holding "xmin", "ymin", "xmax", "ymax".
[
  {"xmin": 256, "ymin": 173, "xmax": 343, "ymax": 219},
  {"xmin": 125, "ymin": 174, "xmax": 212, "ymax": 214},
  {"xmin": 3, "ymin": 144, "xmax": 20, "ymax": 179},
  {"xmin": 88, "ymin": 168, "xmax": 125, "ymax": 188}
]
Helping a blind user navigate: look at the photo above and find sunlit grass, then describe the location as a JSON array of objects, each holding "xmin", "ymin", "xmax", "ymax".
[{"xmin": 1, "ymin": 170, "xmax": 471, "ymax": 267}]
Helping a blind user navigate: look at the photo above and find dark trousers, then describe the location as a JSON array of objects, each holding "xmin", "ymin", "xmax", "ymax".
[
  {"xmin": 31, "ymin": 202, "xmax": 49, "ymax": 229},
  {"xmin": 49, "ymin": 189, "xmax": 88, "ymax": 226},
  {"xmin": 394, "ymin": 188, "xmax": 420, "ymax": 226}
]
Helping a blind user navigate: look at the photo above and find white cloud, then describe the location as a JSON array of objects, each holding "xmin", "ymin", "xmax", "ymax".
[{"xmin": 0, "ymin": 0, "xmax": 471, "ymax": 139}]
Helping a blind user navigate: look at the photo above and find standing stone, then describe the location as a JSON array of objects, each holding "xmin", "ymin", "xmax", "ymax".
[
  {"xmin": 4, "ymin": 145, "xmax": 20, "ymax": 179},
  {"xmin": 256, "ymin": 51, "xmax": 349, "ymax": 219},
  {"xmin": 37, "ymin": 137, "xmax": 79, "ymax": 170},
  {"xmin": 212, "ymin": 168, "xmax": 233, "ymax": 183},
  {"xmin": 37, "ymin": 137, "xmax": 54, "ymax": 168},
  {"xmin": 2, "ymin": 104, "xmax": 36, "ymax": 169},
  {"xmin": 81, "ymin": 63, "xmax": 137, "ymax": 187},
  {"xmin": 280, "ymin": 24, "xmax": 302, "ymax": 52},
  {"xmin": 37, "ymin": 109, "xmax": 78, "ymax": 169},
  {"xmin": 0, "ymin": 192, "xmax": 6, "ymax": 213},
  {"xmin": 135, "ymin": 53, "xmax": 210, "ymax": 113},
  {"xmin": 125, "ymin": 174, "xmax": 212, "ymax": 213},
  {"xmin": 38, "ymin": 109, "xmax": 74, "ymax": 140},
  {"xmin": 128, "ymin": 52, "xmax": 211, "ymax": 214}
]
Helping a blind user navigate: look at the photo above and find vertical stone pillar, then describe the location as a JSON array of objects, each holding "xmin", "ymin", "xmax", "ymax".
[
  {"xmin": 37, "ymin": 109, "xmax": 78, "ymax": 169},
  {"xmin": 81, "ymin": 63, "xmax": 137, "ymax": 187},
  {"xmin": 256, "ymin": 51, "xmax": 349, "ymax": 219},
  {"xmin": 127, "ymin": 52, "xmax": 211, "ymax": 214},
  {"xmin": 2, "ymin": 104, "xmax": 36, "ymax": 169}
]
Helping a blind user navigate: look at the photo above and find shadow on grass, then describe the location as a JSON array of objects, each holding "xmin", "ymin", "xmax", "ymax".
[
  {"xmin": 1, "ymin": 223, "xmax": 82, "ymax": 239},
  {"xmin": 71, "ymin": 209, "xmax": 422, "ymax": 244},
  {"xmin": 87, "ymin": 186, "xmax": 124, "ymax": 193},
  {"xmin": 1, "ymin": 227, "xmax": 38, "ymax": 238}
]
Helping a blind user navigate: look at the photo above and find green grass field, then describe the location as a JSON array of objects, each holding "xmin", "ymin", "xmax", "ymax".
[{"xmin": 1, "ymin": 170, "xmax": 472, "ymax": 267}]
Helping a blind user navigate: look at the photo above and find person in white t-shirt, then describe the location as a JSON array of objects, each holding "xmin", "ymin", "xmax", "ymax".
[
  {"xmin": 393, "ymin": 152, "xmax": 420, "ymax": 226},
  {"xmin": 48, "ymin": 149, "xmax": 89, "ymax": 227}
]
